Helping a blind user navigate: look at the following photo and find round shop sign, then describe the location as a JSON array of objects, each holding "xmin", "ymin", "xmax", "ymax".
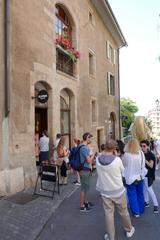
[{"xmin": 37, "ymin": 90, "xmax": 49, "ymax": 103}]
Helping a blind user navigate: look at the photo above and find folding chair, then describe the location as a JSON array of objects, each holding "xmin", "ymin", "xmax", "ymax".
[{"xmin": 33, "ymin": 164, "xmax": 60, "ymax": 199}]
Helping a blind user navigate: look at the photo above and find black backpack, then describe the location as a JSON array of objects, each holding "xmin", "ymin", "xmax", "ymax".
[{"xmin": 69, "ymin": 145, "xmax": 85, "ymax": 171}]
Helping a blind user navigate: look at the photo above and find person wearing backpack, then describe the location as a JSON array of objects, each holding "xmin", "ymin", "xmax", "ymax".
[
  {"xmin": 79, "ymin": 132, "xmax": 96, "ymax": 212},
  {"xmin": 72, "ymin": 138, "xmax": 81, "ymax": 186}
]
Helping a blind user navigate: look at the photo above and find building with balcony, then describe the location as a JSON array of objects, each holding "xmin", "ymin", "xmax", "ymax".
[
  {"xmin": 147, "ymin": 102, "xmax": 160, "ymax": 138},
  {"xmin": 0, "ymin": 0, "xmax": 127, "ymax": 195}
]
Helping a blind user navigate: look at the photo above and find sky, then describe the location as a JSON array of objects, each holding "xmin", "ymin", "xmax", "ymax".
[{"xmin": 109, "ymin": 0, "xmax": 160, "ymax": 116}]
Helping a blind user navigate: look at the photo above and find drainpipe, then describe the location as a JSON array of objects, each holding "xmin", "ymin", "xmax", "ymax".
[
  {"xmin": 4, "ymin": 0, "xmax": 11, "ymax": 117},
  {"xmin": 117, "ymin": 48, "xmax": 121, "ymax": 139},
  {"xmin": 117, "ymin": 43, "xmax": 127, "ymax": 139}
]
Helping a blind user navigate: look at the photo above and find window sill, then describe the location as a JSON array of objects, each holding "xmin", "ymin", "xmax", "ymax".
[{"xmin": 56, "ymin": 69, "xmax": 77, "ymax": 81}]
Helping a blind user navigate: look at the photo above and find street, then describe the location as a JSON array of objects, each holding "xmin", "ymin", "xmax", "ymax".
[{"xmin": 37, "ymin": 171, "xmax": 160, "ymax": 240}]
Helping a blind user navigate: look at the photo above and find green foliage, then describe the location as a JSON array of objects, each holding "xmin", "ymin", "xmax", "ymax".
[
  {"xmin": 120, "ymin": 97, "xmax": 138, "ymax": 130},
  {"xmin": 144, "ymin": 117, "xmax": 153, "ymax": 131}
]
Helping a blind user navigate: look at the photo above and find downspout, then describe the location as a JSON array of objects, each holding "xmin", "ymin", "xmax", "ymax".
[
  {"xmin": 4, "ymin": 0, "xmax": 11, "ymax": 117},
  {"xmin": 117, "ymin": 48, "xmax": 121, "ymax": 139},
  {"xmin": 117, "ymin": 43, "xmax": 127, "ymax": 139}
]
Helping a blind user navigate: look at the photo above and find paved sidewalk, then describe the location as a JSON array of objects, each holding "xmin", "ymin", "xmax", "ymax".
[{"xmin": 0, "ymin": 172, "xmax": 78, "ymax": 240}]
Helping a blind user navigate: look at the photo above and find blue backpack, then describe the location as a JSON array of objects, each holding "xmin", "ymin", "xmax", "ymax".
[{"xmin": 69, "ymin": 144, "xmax": 85, "ymax": 171}]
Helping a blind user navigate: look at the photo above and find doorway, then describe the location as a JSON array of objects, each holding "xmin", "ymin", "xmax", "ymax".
[
  {"xmin": 97, "ymin": 128, "xmax": 104, "ymax": 152},
  {"xmin": 35, "ymin": 108, "xmax": 48, "ymax": 137}
]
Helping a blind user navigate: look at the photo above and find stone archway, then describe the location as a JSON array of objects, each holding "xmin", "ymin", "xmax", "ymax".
[{"xmin": 34, "ymin": 81, "xmax": 52, "ymax": 160}]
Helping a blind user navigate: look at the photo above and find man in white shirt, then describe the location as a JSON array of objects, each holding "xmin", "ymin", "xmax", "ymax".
[{"xmin": 39, "ymin": 130, "xmax": 49, "ymax": 165}]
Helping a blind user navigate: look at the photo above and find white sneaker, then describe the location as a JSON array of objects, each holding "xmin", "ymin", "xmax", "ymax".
[
  {"xmin": 104, "ymin": 233, "xmax": 109, "ymax": 240},
  {"xmin": 126, "ymin": 226, "xmax": 135, "ymax": 238}
]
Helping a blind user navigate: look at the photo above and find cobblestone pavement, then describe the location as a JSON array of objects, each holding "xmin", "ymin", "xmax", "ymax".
[{"xmin": 0, "ymin": 171, "xmax": 79, "ymax": 240}]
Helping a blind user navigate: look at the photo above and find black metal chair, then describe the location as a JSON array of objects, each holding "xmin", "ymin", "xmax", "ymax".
[{"xmin": 33, "ymin": 164, "xmax": 60, "ymax": 199}]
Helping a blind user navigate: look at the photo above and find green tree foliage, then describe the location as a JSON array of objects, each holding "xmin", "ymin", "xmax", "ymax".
[{"xmin": 120, "ymin": 98, "xmax": 138, "ymax": 130}]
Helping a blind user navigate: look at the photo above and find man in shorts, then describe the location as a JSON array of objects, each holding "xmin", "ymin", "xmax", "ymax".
[{"xmin": 79, "ymin": 132, "xmax": 96, "ymax": 212}]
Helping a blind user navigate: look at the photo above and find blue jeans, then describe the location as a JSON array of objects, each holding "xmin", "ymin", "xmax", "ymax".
[{"xmin": 126, "ymin": 180, "xmax": 144, "ymax": 215}]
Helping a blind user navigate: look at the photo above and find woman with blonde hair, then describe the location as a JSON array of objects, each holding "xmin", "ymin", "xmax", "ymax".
[
  {"xmin": 123, "ymin": 138, "xmax": 147, "ymax": 217},
  {"xmin": 56, "ymin": 136, "xmax": 69, "ymax": 185}
]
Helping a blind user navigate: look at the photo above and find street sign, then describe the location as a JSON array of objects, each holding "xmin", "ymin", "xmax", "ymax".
[{"xmin": 37, "ymin": 90, "xmax": 49, "ymax": 103}]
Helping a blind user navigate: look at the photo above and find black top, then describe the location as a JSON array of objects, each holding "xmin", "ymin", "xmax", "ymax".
[{"xmin": 144, "ymin": 151, "xmax": 156, "ymax": 187}]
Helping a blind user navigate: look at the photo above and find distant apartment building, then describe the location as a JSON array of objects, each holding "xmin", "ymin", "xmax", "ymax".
[
  {"xmin": 0, "ymin": 0, "xmax": 127, "ymax": 195},
  {"xmin": 147, "ymin": 103, "xmax": 160, "ymax": 137}
]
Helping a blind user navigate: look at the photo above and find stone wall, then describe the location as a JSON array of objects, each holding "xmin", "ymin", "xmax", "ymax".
[{"xmin": 0, "ymin": 0, "xmax": 121, "ymax": 194}]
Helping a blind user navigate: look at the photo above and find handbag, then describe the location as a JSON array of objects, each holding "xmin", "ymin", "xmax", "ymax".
[{"xmin": 133, "ymin": 151, "xmax": 144, "ymax": 185}]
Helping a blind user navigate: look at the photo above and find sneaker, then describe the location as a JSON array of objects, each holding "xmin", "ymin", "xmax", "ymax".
[
  {"xmin": 75, "ymin": 182, "xmax": 81, "ymax": 186},
  {"xmin": 126, "ymin": 226, "xmax": 135, "ymax": 238},
  {"xmin": 153, "ymin": 206, "xmax": 159, "ymax": 213},
  {"xmin": 145, "ymin": 202, "xmax": 149, "ymax": 208},
  {"xmin": 133, "ymin": 214, "xmax": 140, "ymax": 218},
  {"xmin": 104, "ymin": 233, "xmax": 109, "ymax": 240},
  {"xmin": 73, "ymin": 180, "xmax": 81, "ymax": 186},
  {"xmin": 85, "ymin": 201, "xmax": 94, "ymax": 208},
  {"xmin": 80, "ymin": 205, "xmax": 92, "ymax": 212}
]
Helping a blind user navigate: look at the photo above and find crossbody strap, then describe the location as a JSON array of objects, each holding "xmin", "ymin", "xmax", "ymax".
[{"xmin": 140, "ymin": 151, "xmax": 144, "ymax": 179}]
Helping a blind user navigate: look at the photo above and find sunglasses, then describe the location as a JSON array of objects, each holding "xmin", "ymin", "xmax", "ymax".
[{"xmin": 141, "ymin": 145, "xmax": 147, "ymax": 148}]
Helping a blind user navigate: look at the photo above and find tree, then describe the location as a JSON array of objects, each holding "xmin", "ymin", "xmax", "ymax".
[
  {"xmin": 120, "ymin": 97, "xmax": 138, "ymax": 131},
  {"xmin": 144, "ymin": 117, "xmax": 153, "ymax": 132}
]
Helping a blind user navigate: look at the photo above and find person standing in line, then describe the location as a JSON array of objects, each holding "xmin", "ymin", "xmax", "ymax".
[
  {"xmin": 140, "ymin": 140, "xmax": 159, "ymax": 213},
  {"xmin": 150, "ymin": 138, "xmax": 154, "ymax": 152},
  {"xmin": 154, "ymin": 139, "xmax": 160, "ymax": 170},
  {"xmin": 79, "ymin": 132, "xmax": 96, "ymax": 212},
  {"xmin": 39, "ymin": 130, "xmax": 49, "ymax": 165},
  {"xmin": 72, "ymin": 138, "xmax": 81, "ymax": 186},
  {"xmin": 52, "ymin": 133, "xmax": 62, "ymax": 161},
  {"xmin": 123, "ymin": 138, "xmax": 147, "ymax": 218},
  {"xmin": 96, "ymin": 140, "xmax": 135, "ymax": 240},
  {"xmin": 56, "ymin": 136, "xmax": 69, "ymax": 185}
]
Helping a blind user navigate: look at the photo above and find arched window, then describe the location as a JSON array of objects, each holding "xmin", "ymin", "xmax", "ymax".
[{"xmin": 55, "ymin": 5, "xmax": 72, "ymax": 42}]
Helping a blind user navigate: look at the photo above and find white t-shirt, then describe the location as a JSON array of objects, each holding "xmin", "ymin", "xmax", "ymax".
[
  {"xmin": 123, "ymin": 151, "xmax": 148, "ymax": 185},
  {"xmin": 39, "ymin": 135, "xmax": 49, "ymax": 152}
]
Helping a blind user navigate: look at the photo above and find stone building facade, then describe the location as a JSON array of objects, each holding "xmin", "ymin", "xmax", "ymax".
[{"xmin": 0, "ymin": 0, "xmax": 126, "ymax": 195}]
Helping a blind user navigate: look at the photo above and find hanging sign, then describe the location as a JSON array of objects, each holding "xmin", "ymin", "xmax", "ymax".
[{"xmin": 37, "ymin": 90, "xmax": 49, "ymax": 103}]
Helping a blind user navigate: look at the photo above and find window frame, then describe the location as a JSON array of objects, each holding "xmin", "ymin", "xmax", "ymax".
[
  {"xmin": 106, "ymin": 41, "xmax": 116, "ymax": 64},
  {"xmin": 55, "ymin": 5, "xmax": 72, "ymax": 43},
  {"xmin": 88, "ymin": 49, "xmax": 96, "ymax": 77},
  {"xmin": 107, "ymin": 72, "xmax": 115, "ymax": 96}
]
